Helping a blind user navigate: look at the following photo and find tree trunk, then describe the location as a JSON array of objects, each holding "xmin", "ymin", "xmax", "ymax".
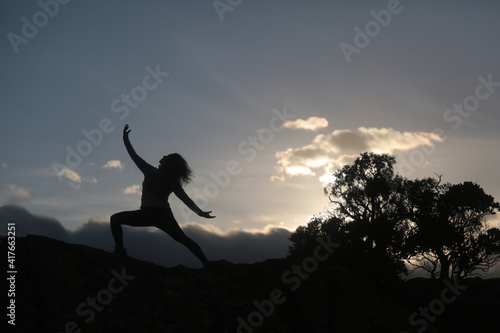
[{"xmin": 438, "ymin": 251, "xmax": 450, "ymax": 281}]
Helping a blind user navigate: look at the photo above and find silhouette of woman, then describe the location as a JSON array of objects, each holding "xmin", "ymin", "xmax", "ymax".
[{"xmin": 110, "ymin": 124, "xmax": 214, "ymax": 266}]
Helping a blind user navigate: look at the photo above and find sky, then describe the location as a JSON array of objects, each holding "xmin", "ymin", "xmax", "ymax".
[{"xmin": 1, "ymin": 0, "xmax": 500, "ymax": 272}]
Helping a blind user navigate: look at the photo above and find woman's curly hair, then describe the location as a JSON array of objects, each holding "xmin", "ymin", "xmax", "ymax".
[{"xmin": 163, "ymin": 153, "xmax": 193, "ymax": 186}]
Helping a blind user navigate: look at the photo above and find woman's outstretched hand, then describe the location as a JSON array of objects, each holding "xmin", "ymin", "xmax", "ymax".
[
  {"xmin": 123, "ymin": 124, "xmax": 131, "ymax": 137},
  {"xmin": 199, "ymin": 211, "xmax": 216, "ymax": 219}
]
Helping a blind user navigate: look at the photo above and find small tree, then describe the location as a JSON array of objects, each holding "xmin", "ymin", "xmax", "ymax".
[
  {"xmin": 288, "ymin": 215, "xmax": 344, "ymax": 257},
  {"xmin": 405, "ymin": 179, "xmax": 500, "ymax": 280},
  {"xmin": 288, "ymin": 213, "xmax": 404, "ymax": 280}
]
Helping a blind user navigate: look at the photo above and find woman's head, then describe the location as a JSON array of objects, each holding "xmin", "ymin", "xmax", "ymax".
[{"xmin": 159, "ymin": 153, "xmax": 193, "ymax": 185}]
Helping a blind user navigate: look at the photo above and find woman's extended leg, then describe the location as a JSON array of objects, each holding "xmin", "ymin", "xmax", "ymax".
[{"xmin": 157, "ymin": 210, "xmax": 208, "ymax": 265}]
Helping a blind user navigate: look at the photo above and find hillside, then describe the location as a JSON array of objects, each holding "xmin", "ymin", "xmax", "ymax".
[{"xmin": 3, "ymin": 235, "xmax": 499, "ymax": 332}]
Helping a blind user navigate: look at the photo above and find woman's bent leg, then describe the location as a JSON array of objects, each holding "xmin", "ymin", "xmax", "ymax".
[{"xmin": 110, "ymin": 210, "xmax": 150, "ymax": 248}]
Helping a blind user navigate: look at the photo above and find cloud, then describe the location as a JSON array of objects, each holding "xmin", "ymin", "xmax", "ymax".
[
  {"xmin": 272, "ymin": 127, "xmax": 444, "ymax": 183},
  {"xmin": 2, "ymin": 185, "xmax": 30, "ymax": 205},
  {"xmin": 55, "ymin": 168, "xmax": 98, "ymax": 188},
  {"xmin": 283, "ymin": 116, "xmax": 329, "ymax": 131},
  {"xmin": 0, "ymin": 205, "xmax": 291, "ymax": 268},
  {"xmin": 83, "ymin": 177, "xmax": 98, "ymax": 184},
  {"xmin": 56, "ymin": 168, "xmax": 82, "ymax": 188},
  {"xmin": 102, "ymin": 160, "xmax": 124, "ymax": 172},
  {"xmin": 122, "ymin": 184, "xmax": 141, "ymax": 195},
  {"xmin": 58, "ymin": 168, "xmax": 82, "ymax": 183}
]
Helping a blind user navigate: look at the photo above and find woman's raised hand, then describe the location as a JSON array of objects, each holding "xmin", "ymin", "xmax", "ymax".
[{"xmin": 123, "ymin": 124, "xmax": 131, "ymax": 137}]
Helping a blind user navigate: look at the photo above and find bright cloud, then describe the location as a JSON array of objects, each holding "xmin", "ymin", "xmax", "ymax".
[
  {"xmin": 54, "ymin": 167, "xmax": 97, "ymax": 188},
  {"xmin": 283, "ymin": 116, "xmax": 329, "ymax": 131},
  {"xmin": 102, "ymin": 160, "xmax": 124, "ymax": 171},
  {"xmin": 122, "ymin": 184, "xmax": 141, "ymax": 195},
  {"xmin": 272, "ymin": 127, "xmax": 444, "ymax": 183},
  {"xmin": 57, "ymin": 168, "xmax": 82, "ymax": 188}
]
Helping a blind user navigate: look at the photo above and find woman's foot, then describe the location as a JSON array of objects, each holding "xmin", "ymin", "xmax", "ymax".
[
  {"xmin": 202, "ymin": 260, "xmax": 212, "ymax": 269},
  {"xmin": 114, "ymin": 245, "xmax": 128, "ymax": 257}
]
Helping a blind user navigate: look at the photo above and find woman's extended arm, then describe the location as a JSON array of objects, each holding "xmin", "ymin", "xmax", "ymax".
[
  {"xmin": 123, "ymin": 125, "xmax": 151, "ymax": 174},
  {"xmin": 173, "ymin": 184, "xmax": 215, "ymax": 218}
]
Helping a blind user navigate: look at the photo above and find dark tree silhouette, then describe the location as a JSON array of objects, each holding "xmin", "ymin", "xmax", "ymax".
[
  {"xmin": 288, "ymin": 214, "xmax": 345, "ymax": 256},
  {"xmin": 290, "ymin": 152, "xmax": 500, "ymax": 282},
  {"xmin": 404, "ymin": 179, "xmax": 500, "ymax": 280},
  {"xmin": 288, "ymin": 213, "xmax": 405, "ymax": 281}
]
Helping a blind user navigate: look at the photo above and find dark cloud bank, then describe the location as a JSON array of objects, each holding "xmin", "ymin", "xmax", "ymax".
[
  {"xmin": 2, "ymin": 205, "xmax": 499, "ymax": 277},
  {"xmin": 0, "ymin": 205, "xmax": 291, "ymax": 268}
]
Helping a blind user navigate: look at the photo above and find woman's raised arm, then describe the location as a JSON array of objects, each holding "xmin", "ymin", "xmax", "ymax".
[{"xmin": 122, "ymin": 124, "xmax": 152, "ymax": 174}]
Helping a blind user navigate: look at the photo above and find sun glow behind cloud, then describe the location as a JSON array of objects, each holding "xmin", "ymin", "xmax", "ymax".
[{"xmin": 273, "ymin": 127, "xmax": 444, "ymax": 184}]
